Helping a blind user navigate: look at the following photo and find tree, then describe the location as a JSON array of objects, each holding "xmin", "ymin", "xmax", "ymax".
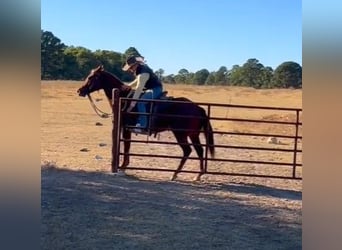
[
  {"xmin": 215, "ymin": 66, "xmax": 228, "ymax": 85},
  {"xmin": 273, "ymin": 62, "xmax": 302, "ymax": 88},
  {"xmin": 41, "ymin": 29, "xmax": 302, "ymax": 87},
  {"xmin": 155, "ymin": 68, "xmax": 164, "ymax": 80},
  {"xmin": 259, "ymin": 66, "xmax": 274, "ymax": 88},
  {"xmin": 163, "ymin": 74, "xmax": 176, "ymax": 84},
  {"xmin": 62, "ymin": 47, "xmax": 82, "ymax": 79},
  {"xmin": 174, "ymin": 68, "xmax": 189, "ymax": 83},
  {"xmin": 178, "ymin": 68, "xmax": 189, "ymax": 75},
  {"xmin": 41, "ymin": 30, "xmax": 66, "ymax": 79},
  {"xmin": 94, "ymin": 49, "xmax": 123, "ymax": 78},
  {"xmin": 193, "ymin": 69, "xmax": 210, "ymax": 85},
  {"xmin": 65, "ymin": 46, "xmax": 98, "ymax": 79},
  {"xmin": 205, "ymin": 72, "xmax": 216, "ymax": 85},
  {"xmin": 229, "ymin": 65, "xmax": 244, "ymax": 86},
  {"xmin": 240, "ymin": 58, "xmax": 265, "ymax": 88},
  {"xmin": 185, "ymin": 72, "xmax": 195, "ymax": 84}
]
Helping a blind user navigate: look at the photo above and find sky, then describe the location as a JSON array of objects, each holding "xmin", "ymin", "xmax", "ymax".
[{"xmin": 41, "ymin": 0, "xmax": 302, "ymax": 75}]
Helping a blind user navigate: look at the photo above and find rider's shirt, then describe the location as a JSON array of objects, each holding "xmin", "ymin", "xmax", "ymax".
[{"xmin": 135, "ymin": 64, "xmax": 162, "ymax": 90}]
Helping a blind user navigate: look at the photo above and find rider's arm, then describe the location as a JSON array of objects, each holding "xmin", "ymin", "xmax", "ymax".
[
  {"xmin": 131, "ymin": 73, "xmax": 149, "ymax": 100},
  {"xmin": 127, "ymin": 78, "xmax": 138, "ymax": 87},
  {"xmin": 128, "ymin": 73, "xmax": 150, "ymax": 109}
]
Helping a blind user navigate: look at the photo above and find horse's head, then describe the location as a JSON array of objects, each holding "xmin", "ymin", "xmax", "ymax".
[
  {"xmin": 77, "ymin": 65, "xmax": 131, "ymax": 100},
  {"xmin": 77, "ymin": 65, "xmax": 105, "ymax": 97}
]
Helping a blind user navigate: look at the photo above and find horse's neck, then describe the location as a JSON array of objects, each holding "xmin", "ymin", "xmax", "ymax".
[
  {"xmin": 103, "ymin": 73, "xmax": 124, "ymax": 98},
  {"xmin": 103, "ymin": 74, "xmax": 134, "ymax": 109}
]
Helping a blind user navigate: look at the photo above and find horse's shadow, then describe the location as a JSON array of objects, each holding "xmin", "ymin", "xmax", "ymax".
[{"xmin": 122, "ymin": 172, "xmax": 301, "ymax": 201}]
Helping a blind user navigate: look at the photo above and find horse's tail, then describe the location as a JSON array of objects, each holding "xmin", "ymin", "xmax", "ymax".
[{"xmin": 200, "ymin": 107, "xmax": 215, "ymax": 158}]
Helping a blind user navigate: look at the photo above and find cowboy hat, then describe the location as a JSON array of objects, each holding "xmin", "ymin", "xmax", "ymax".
[{"xmin": 122, "ymin": 56, "xmax": 145, "ymax": 71}]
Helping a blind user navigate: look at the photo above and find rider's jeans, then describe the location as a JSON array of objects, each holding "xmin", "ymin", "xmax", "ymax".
[{"xmin": 136, "ymin": 86, "xmax": 163, "ymax": 128}]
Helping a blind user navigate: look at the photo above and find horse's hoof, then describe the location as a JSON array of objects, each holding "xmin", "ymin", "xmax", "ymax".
[
  {"xmin": 193, "ymin": 175, "xmax": 201, "ymax": 182},
  {"xmin": 170, "ymin": 175, "xmax": 177, "ymax": 181},
  {"xmin": 117, "ymin": 170, "xmax": 126, "ymax": 176},
  {"xmin": 121, "ymin": 164, "xmax": 129, "ymax": 169}
]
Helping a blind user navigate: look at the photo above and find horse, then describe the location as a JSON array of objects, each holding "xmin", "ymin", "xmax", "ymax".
[{"xmin": 77, "ymin": 65, "xmax": 215, "ymax": 181}]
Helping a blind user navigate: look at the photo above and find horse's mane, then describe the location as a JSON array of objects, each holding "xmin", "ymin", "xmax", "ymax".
[
  {"xmin": 102, "ymin": 70, "xmax": 124, "ymax": 85},
  {"xmin": 101, "ymin": 70, "xmax": 132, "ymax": 97}
]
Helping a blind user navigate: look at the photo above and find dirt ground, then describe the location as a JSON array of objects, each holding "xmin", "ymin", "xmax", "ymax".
[{"xmin": 41, "ymin": 82, "xmax": 302, "ymax": 249}]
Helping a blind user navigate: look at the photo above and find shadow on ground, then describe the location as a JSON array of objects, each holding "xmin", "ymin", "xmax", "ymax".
[
  {"xmin": 41, "ymin": 165, "xmax": 301, "ymax": 250},
  {"xmin": 209, "ymin": 182, "xmax": 302, "ymax": 201}
]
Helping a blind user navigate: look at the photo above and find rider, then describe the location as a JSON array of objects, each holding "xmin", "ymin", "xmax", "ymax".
[{"xmin": 122, "ymin": 55, "xmax": 163, "ymax": 133}]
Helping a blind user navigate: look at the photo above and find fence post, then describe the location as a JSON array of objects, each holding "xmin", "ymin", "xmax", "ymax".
[
  {"xmin": 111, "ymin": 89, "xmax": 120, "ymax": 173},
  {"xmin": 292, "ymin": 109, "xmax": 300, "ymax": 178},
  {"xmin": 204, "ymin": 104, "xmax": 212, "ymax": 173}
]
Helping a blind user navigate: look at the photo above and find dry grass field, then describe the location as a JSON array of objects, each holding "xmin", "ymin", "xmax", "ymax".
[{"xmin": 41, "ymin": 81, "xmax": 302, "ymax": 249}]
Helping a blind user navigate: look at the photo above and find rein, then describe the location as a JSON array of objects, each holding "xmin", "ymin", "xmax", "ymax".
[
  {"xmin": 87, "ymin": 94, "xmax": 112, "ymax": 118},
  {"xmin": 86, "ymin": 86, "xmax": 135, "ymax": 118}
]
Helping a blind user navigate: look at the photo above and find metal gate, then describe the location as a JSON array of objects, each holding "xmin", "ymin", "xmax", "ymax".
[{"xmin": 110, "ymin": 89, "xmax": 302, "ymax": 180}]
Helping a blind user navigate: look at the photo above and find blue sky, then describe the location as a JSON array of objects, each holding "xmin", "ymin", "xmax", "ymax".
[{"xmin": 41, "ymin": 0, "xmax": 302, "ymax": 75}]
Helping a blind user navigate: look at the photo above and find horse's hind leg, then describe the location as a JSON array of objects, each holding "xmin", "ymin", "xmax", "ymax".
[
  {"xmin": 190, "ymin": 134, "xmax": 204, "ymax": 181},
  {"xmin": 171, "ymin": 133, "xmax": 192, "ymax": 181}
]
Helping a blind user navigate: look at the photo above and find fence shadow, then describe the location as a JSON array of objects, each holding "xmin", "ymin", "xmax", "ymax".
[{"xmin": 202, "ymin": 182, "xmax": 302, "ymax": 201}]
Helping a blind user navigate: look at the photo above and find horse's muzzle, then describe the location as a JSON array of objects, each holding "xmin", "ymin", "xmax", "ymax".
[{"xmin": 77, "ymin": 88, "xmax": 87, "ymax": 97}]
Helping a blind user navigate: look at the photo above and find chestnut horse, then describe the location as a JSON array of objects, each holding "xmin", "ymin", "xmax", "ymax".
[{"xmin": 77, "ymin": 65, "xmax": 215, "ymax": 181}]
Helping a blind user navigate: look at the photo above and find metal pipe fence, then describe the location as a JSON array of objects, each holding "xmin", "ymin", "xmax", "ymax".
[{"xmin": 111, "ymin": 89, "xmax": 302, "ymax": 180}]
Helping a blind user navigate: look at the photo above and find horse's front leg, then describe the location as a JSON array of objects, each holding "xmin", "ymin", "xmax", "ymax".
[{"xmin": 121, "ymin": 129, "xmax": 132, "ymax": 169}]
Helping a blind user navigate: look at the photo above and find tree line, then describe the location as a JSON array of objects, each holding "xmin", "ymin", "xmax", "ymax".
[{"xmin": 41, "ymin": 30, "xmax": 302, "ymax": 88}]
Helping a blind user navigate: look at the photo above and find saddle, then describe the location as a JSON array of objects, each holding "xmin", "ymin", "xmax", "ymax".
[
  {"xmin": 157, "ymin": 91, "xmax": 170, "ymax": 99},
  {"xmin": 125, "ymin": 90, "xmax": 173, "ymax": 137}
]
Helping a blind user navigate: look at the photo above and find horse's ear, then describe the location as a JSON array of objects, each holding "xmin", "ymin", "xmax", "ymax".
[{"xmin": 94, "ymin": 65, "xmax": 104, "ymax": 72}]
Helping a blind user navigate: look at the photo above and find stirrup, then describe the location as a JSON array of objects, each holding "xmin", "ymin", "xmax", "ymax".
[
  {"xmin": 132, "ymin": 128, "xmax": 149, "ymax": 135},
  {"xmin": 131, "ymin": 124, "xmax": 149, "ymax": 135}
]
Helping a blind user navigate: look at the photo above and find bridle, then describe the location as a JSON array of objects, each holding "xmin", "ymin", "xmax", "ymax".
[
  {"xmin": 87, "ymin": 94, "xmax": 112, "ymax": 118},
  {"xmin": 86, "ymin": 89, "xmax": 135, "ymax": 118}
]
